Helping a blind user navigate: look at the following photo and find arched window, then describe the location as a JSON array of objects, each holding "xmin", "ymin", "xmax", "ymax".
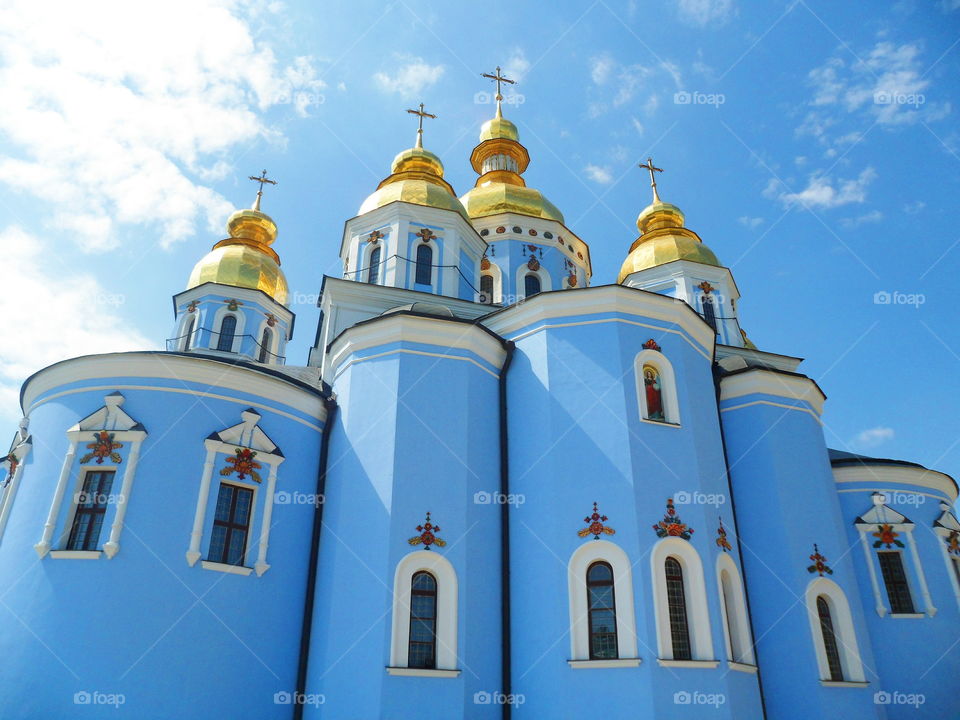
[
  {"xmin": 258, "ymin": 328, "xmax": 272, "ymax": 363},
  {"xmin": 701, "ymin": 293, "xmax": 717, "ymax": 333},
  {"xmin": 816, "ymin": 596, "xmax": 843, "ymax": 681},
  {"xmin": 415, "ymin": 244, "xmax": 433, "ymax": 286},
  {"xmin": 524, "ymin": 273, "xmax": 541, "ymax": 297},
  {"xmin": 587, "ymin": 562, "xmax": 618, "ymax": 659},
  {"xmin": 665, "ymin": 557, "xmax": 692, "ymax": 660},
  {"xmin": 367, "ymin": 246, "xmax": 381, "ymax": 284},
  {"xmin": 216, "ymin": 314, "xmax": 237, "ymax": 352},
  {"xmin": 182, "ymin": 316, "xmax": 195, "ymax": 351},
  {"xmin": 642, "ymin": 365, "xmax": 665, "ymax": 421},
  {"xmin": 717, "ymin": 554, "xmax": 754, "ymax": 665},
  {"xmin": 408, "ymin": 571, "xmax": 438, "ymax": 669},
  {"xmin": 479, "ymin": 273, "xmax": 494, "ymax": 303}
]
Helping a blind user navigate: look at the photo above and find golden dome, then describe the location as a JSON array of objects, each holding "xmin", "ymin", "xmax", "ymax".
[
  {"xmin": 359, "ymin": 134, "xmax": 468, "ymax": 220},
  {"xmin": 479, "ymin": 114, "xmax": 519, "ymax": 142},
  {"xmin": 618, "ymin": 201, "xmax": 721, "ymax": 282},
  {"xmin": 460, "ymin": 182, "xmax": 565, "ymax": 222},
  {"xmin": 187, "ymin": 207, "xmax": 289, "ymax": 305}
]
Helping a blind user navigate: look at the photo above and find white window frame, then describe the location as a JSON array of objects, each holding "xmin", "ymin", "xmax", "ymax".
[
  {"xmin": 716, "ymin": 553, "xmax": 755, "ymax": 665},
  {"xmin": 516, "ymin": 263, "xmax": 552, "ymax": 300},
  {"xmin": 34, "ymin": 393, "xmax": 146, "ymax": 560},
  {"xmin": 934, "ymin": 503, "xmax": 960, "ymax": 611},
  {"xmin": 479, "ymin": 261, "xmax": 503, "ymax": 304},
  {"xmin": 209, "ymin": 306, "xmax": 246, "ymax": 354},
  {"xmin": 805, "ymin": 577, "xmax": 866, "ymax": 684},
  {"xmin": 185, "ymin": 410, "xmax": 283, "ymax": 577},
  {"xmin": 567, "ymin": 539, "xmax": 640, "ymax": 667},
  {"xmin": 254, "ymin": 317, "xmax": 282, "ymax": 364},
  {"xmin": 651, "ymin": 537, "xmax": 714, "ymax": 664},
  {"xmin": 362, "ymin": 237, "xmax": 386, "ymax": 284},
  {"xmin": 410, "ymin": 232, "xmax": 441, "ymax": 290},
  {"xmin": 388, "ymin": 549, "xmax": 460, "ymax": 676},
  {"xmin": 855, "ymin": 510, "xmax": 934, "ymax": 617},
  {"xmin": 635, "ymin": 348, "xmax": 681, "ymax": 426}
]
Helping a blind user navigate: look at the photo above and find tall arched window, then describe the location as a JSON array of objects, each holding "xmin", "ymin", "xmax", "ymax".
[
  {"xmin": 182, "ymin": 316, "xmax": 195, "ymax": 351},
  {"xmin": 816, "ymin": 596, "xmax": 844, "ymax": 681},
  {"xmin": 665, "ymin": 557, "xmax": 692, "ymax": 660},
  {"xmin": 258, "ymin": 328, "xmax": 272, "ymax": 363},
  {"xmin": 415, "ymin": 244, "xmax": 433, "ymax": 286},
  {"xmin": 524, "ymin": 273, "xmax": 541, "ymax": 297},
  {"xmin": 408, "ymin": 571, "xmax": 438, "ymax": 669},
  {"xmin": 216, "ymin": 314, "xmax": 237, "ymax": 352},
  {"xmin": 479, "ymin": 274, "xmax": 494, "ymax": 303},
  {"xmin": 587, "ymin": 561, "xmax": 618, "ymax": 659},
  {"xmin": 367, "ymin": 246, "xmax": 381, "ymax": 284},
  {"xmin": 701, "ymin": 294, "xmax": 717, "ymax": 333}
]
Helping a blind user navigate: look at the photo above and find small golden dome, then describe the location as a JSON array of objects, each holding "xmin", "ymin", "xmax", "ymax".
[
  {"xmin": 479, "ymin": 114, "xmax": 519, "ymax": 142},
  {"xmin": 460, "ymin": 182, "xmax": 565, "ymax": 222},
  {"xmin": 187, "ymin": 207, "xmax": 289, "ymax": 305},
  {"xmin": 618, "ymin": 201, "xmax": 721, "ymax": 282},
  {"xmin": 359, "ymin": 134, "xmax": 468, "ymax": 220}
]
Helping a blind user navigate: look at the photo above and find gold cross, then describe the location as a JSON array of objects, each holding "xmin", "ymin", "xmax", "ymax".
[
  {"xmin": 248, "ymin": 169, "xmax": 277, "ymax": 211},
  {"xmin": 406, "ymin": 103, "xmax": 437, "ymax": 147},
  {"xmin": 637, "ymin": 157, "xmax": 663, "ymax": 203},
  {"xmin": 481, "ymin": 66, "xmax": 516, "ymax": 103}
]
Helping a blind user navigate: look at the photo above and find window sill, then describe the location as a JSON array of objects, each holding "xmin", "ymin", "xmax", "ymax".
[
  {"xmin": 200, "ymin": 560, "xmax": 253, "ymax": 576},
  {"xmin": 820, "ymin": 680, "xmax": 869, "ymax": 688},
  {"xmin": 385, "ymin": 667, "xmax": 460, "ymax": 678},
  {"xmin": 640, "ymin": 418, "xmax": 681, "ymax": 429},
  {"xmin": 888, "ymin": 613, "xmax": 925, "ymax": 619},
  {"xmin": 49, "ymin": 550, "xmax": 102, "ymax": 560},
  {"xmin": 656, "ymin": 659, "xmax": 719, "ymax": 669},
  {"xmin": 568, "ymin": 658, "xmax": 642, "ymax": 669},
  {"xmin": 727, "ymin": 662, "xmax": 758, "ymax": 674}
]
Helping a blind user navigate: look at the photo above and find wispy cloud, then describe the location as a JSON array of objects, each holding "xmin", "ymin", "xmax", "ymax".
[
  {"xmin": 840, "ymin": 210, "xmax": 883, "ymax": 228},
  {"xmin": 373, "ymin": 56, "xmax": 445, "ymax": 97},
  {"xmin": 903, "ymin": 200, "xmax": 926, "ymax": 214},
  {"xmin": 855, "ymin": 426, "xmax": 895, "ymax": 449},
  {"xmin": 675, "ymin": 0, "xmax": 735, "ymax": 26},
  {"xmin": 738, "ymin": 216, "xmax": 765, "ymax": 229},
  {"xmin": 584, "ymin": 164, "xmax": 614, "ymax": 184},
  {"xmin": 0, "ymin": 0, "xmax": 324, "ymax": 252},
  {"xmin": 774, "ymin": 167, "xmax": 877, "ymax": 209}
]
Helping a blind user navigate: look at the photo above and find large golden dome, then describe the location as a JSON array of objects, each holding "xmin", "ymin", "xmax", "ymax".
[
  {"xmin": 618, "ymin": 200, "xmax": 721, "ymax": 282},
  {"xmin": 187, "ymin": 207, "xmax": 289, "ymax": 305},
  {"xmin": 460, "ymin": 105, "xmax": 564, "ymax": 222},
  {"xmin": 359, "ymin": 135, "xmax": 469, "ymax": 220}
]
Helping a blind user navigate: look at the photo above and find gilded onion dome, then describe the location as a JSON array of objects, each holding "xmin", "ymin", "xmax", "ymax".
[
  {"xmin": 618, "ymin": 200, "xmax": 721, "ymax": 283},
  {"xmin": 187, "ymin": 204, "xmax": 289, "ymax": 305},
  {"xmin": 459, "ymin": 105, "xmax": 564, "ymax": 223},
  {"xmin": 358, "ymin": 130, "xmax": 469, "ymax": 220}
]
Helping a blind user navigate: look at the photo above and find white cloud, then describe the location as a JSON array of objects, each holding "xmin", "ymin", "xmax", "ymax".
[
  {"xmin": 373, "ymin": 56, "xmax": 445, "ymax": 97},
  {"xmin": 631, "ymin": 117, "xmax": 645, "ymax": 135},
  {"xmin": 0, "ymin": 226, "xmax": 154, "ymax": 425},
  {"xmin": 584, "ymin": 164, "xmax": 614, "ymax": 184},
  {"xmin": 591, "ymin": 54, "xmax": 615, "ymax": 85},
  {"xmin": 903, "ymin": 200, "xmax": 926, "ymax": 214},
  {"xmin": 587, "ymin": 54, "xmax": 654, "ymax": 114},
  {"xmin": 738, "ymin": 216, "xmax": 764, "ymax": 229},
  {"xmin": 855, "ymin": 426, "xmax": 895, "ymax": 448},
  {"xmin": 778, "ymin": 167, "xmax": 877, "ymax": 209},
  {"xmin": 0, "ymin": 0, "xmax": 324, "ymax": 252},
  {"xmin": 676, "ymin": 0, "xmax": 735, "ymax": 26},
  {"xmin": 504, "ymin": 49, "xmax": 531, "ymax": 82},
  {"xmin": 840, "ymin": 209, "xmax": 883, "ymax": 228}
]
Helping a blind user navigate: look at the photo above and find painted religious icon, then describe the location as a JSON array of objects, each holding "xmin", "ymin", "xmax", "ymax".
[{"xmin": 643, "ymin": 365, "xmax": 665, "ymax": 421}]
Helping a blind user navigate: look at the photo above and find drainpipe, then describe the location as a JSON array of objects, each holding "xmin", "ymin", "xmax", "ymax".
[{"xmin": 499, "ymin": 341, "xmax": 515, "ymax": 720}]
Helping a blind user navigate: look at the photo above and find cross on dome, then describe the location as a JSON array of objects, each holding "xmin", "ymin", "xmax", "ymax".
[
  {"xmin": 248, "ymin": 169, "xmax": 278, "ymax": 211},
  {"xmin": 481, "ymin": 65, "xmax": 516, "ymax": 115},
  {"xmin": 637, "ymin": 157, "xmax": 663, "ymax": 203},
  {"xmin": 406, "ymin": 102, "xmax": 437, "ymax": 148}
]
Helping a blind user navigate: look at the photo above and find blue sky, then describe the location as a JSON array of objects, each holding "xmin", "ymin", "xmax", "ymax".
[{"xmin": 1, "ymin": 0, "xmax": 958, "ymax": 478}]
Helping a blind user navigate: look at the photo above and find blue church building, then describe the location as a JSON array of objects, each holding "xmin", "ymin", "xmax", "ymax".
[{"xmin": 0, "ymin": 84, "xmax": 957, "ymax": 720}]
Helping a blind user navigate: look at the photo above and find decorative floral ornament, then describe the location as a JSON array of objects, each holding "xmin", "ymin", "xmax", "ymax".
[
  {"xmin": 872, "ymin": 524, "xmax": 904, "ymax": 549},
  {"xmin": 79, "ymin": 431, "xmax": 123, "ymax": 465},
  {"xmin": 415, "ymin": 227, "xmax": 437, "ymax": 243},
  {"xmin": 1, "ymin": 454, "xmax": 18, "ymax": 487},
  {"xmin": 186, "ymin": 300, "xmax": 199, "ymax": 313},
  {"xmin": 577, "ymin": 502, "xmax": 616, "ymax": 540},
  {"xmin": 480, "ymin": 257, "xmax": 491, "ymax": 271},
  {"xmin": 946, "ymin": 530, "xmax": 960, "ymax": 556},
  {"xmin": 368, "ymin": 229, "xmax": 384, "ymax": 243},
  {"xmin": 408, "ymin": 511, "xmax": 446, "ymax": 550},
  {"xmin": 527, "ymin": 256, "xmax": 540, "ymax": 271},
  {"xmin": 567, "ymin": 273, "xmax": 578, "ymax": 287},
  {"xmin": 265, "ymin": 313, "xmax": 277, "ymax": 328},
  {"xmin": 807, "ymin": 543, "xmax": 833, "ymax": 576},
  {"xmin": 698, "ymin": 281, "xmax": 714, "ymax": 294},
  {"xmin": 225, "ymin": 299, "xmax": 243, "ymax": 311},
  {"xmin": 642, "ymin": 339, "xmax": 662, "ymax": 352},
  {"xmin": 716, "ymin": 518, "xmax": 732, "ymax": 552},
  {"xmin": 653, "ymin": 498, "xmax": 694, "ymax": 540},
  {"xmin": 220, "ymin": 448, "xmax": 263, "ymax": 483}
]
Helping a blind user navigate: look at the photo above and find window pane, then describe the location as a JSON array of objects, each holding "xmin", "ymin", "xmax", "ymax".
[
  {"xmin": 665, "ymin": 558, "xmax": 691, "ymax": 660},
  {"xmin": 368, "ymin": 247, "xmax": 381, "ymax": 284},
  {"xmin": 588, "ymin": 563, "xmax": 613, "ymax": 583},
  {"xmin": 817, "ymin": 596, "xmax": 844, "ymax": 681},
  {"xmin": 213, "ymin": 485, "xmax": 235, "ymax": 521},
  {"xmin": 415, "ymin": 245, "xmax": 432, "ymax": 285},
  {"xmin": 878, "ymin": 551, "xmax": 915, "ymax": 614},
  {"xmin": 208, "ymin": 525, "xmax": 227, "ymax": 563},
  {"xmin": 412, "ymin": 572, "xmax": 436, "ymax": 591},
  {"xmin": 226, "ymin": 529, "xmax": 247, "ymax": 566},
  {"xmin": 524, "ymin": 273, "xmax": 541, "ymax": 297},
  {"xmin": 589, "ymin": 586, "xmax": 614, "ymax": 609},
  {"xmin": 217, "ymin": 315, "xmax": 237, "ymax": 352},
  {"xmin": 411, "ymin": 594, "xmax": 436, "ymax": 618}
]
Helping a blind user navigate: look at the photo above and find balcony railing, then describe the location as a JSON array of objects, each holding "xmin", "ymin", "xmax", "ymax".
[{"xmin": 166, "ymin": 328, "xmax": 285, "ymax": 363}]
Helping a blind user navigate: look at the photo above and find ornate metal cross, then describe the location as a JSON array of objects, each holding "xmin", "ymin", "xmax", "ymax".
[
  {"xmin": 248, "ymin": 169, "xmax": 277, "ymax": 211},
  {"xmin": 637, "ymin": 157, "xmax": 663, "ymax": 203},
  {"xmin": 481, "ymin": 65, "xmax": 516, "ymax": 102},
  {"xmin": 406, "ymin": 102, "xmax": 436, "ymax": 146}
]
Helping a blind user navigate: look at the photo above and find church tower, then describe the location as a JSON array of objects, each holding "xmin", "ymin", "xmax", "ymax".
[
  {"xmin": 460, "ymin": 68, "xmax": 591, "ymax": 303},
  {"xmin": 172, "ymin": 172, "xmax": 294, "ymax": 365}
]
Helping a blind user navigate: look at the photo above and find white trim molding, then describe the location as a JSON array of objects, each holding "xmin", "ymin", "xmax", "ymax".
[
  {"xmin": 635, "ymin": 348, "xmax": 681, "ymax": 425},
  {"xmin": 805, "ymin": 577, "xmax": 866, "ymax": 683},
  {"xmin": 716, "ymin": 553, "xmax": 754, "ymax": 664},
  {"xmin": 385, "ymin": 667, "xmax": 460, "ymax": 678},
  {"xmin": 568, "ymin": 658, "xmax": 641, "ymax": 669},
  {"xmin": 651, "ymin": 538, "xmax": 713, "ymax": 662},
  {"xmin": 390, "ymin": 550, "xmax": 459, "ymax": 671},
  {"xmin": 567, "ymin": 540, "xmax": 639, "ymax": 662},
  {"xmin": 719, "ymin": 368, "xmax": 826, "ymax": 417},
  {"xmin": 0, "ymin": 417, "xmax": 32, "ymax": 543}
]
